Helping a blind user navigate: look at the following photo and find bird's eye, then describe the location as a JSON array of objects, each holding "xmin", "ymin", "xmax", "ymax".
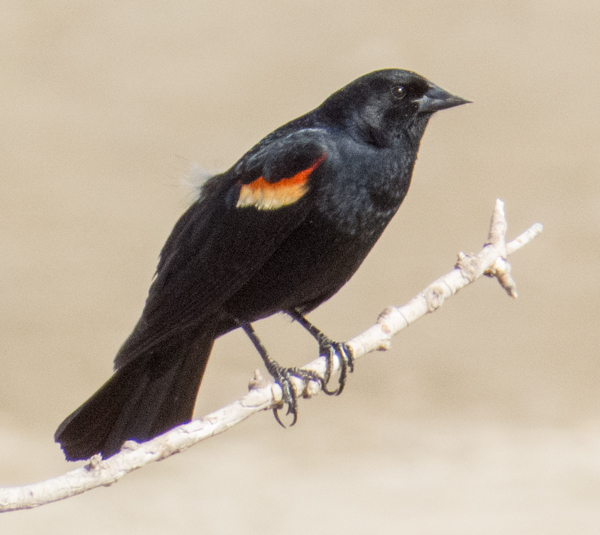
[{"xmin": 391, "ymin": 85, "xmax": 406, "ymax": 100}]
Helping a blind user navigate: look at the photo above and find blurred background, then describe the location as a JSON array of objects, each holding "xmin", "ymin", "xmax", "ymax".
[{"xmin": 1, "ymin": 1, "xmax": 598, "ymax": 533}]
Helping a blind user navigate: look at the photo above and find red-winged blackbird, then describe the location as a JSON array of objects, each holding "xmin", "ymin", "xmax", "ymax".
[{"xmin": 55, "ymin": 69, "xmax": 469, "ymax": 461}]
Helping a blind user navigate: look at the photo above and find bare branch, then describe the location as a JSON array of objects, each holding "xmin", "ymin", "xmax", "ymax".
[{"xmin": 0, "ymin": 199, "xmax": 543, "ymax": 513}]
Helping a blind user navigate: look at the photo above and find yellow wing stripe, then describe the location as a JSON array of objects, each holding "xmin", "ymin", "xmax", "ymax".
[{"xmin": 236, "ymin": 154, "xmax": 326, "ymax": 210}]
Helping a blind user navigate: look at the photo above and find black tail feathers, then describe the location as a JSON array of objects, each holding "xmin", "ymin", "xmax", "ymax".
[{"xmin": 55, "ymin": 332, "xmax": 215, "ymax": 461}]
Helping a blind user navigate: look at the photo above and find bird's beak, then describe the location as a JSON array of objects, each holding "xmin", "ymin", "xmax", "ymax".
[{"xmin": 415, "ymin": 83, "xmax": 471, "ymax": 114}]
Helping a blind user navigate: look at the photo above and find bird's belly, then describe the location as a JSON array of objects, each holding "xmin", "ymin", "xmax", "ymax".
[{"xmin": 222, "ymin": 215, "xmax": 382, "ymax": 322}]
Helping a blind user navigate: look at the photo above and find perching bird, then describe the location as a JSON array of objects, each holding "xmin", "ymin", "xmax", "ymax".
[{"xmin": 55, "ymin": 69, "xmax": 469, "ymax": 461}]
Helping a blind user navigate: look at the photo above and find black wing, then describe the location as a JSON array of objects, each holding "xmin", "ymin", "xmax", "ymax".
[{"xmin": 114, "ymin": 128, "xmax": 330, "ymax": 369}]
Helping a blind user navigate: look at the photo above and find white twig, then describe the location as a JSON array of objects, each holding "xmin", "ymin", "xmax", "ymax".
[{"xmin": 0, "ymin": 199, "xmax": 542, "ymax": 513}]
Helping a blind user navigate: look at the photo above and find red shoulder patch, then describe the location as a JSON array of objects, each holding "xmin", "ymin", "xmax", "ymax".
[{"xmin": 236, "ymin": 154, "xmax": 326, "ymax": 210}]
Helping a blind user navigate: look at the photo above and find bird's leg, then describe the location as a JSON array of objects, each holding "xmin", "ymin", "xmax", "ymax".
[
  {"xmin": 240, "ymin": 322, "xmax": 322, "ymax": 427},
  {"xmin": 288, "ymin": 309, "xmax": 354, "ymax": 396}
]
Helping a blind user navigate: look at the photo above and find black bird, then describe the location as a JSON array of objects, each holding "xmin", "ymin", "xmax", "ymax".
[{"xmin": 55, "ymin": 69, "xmax": 469, "ymax": 461}]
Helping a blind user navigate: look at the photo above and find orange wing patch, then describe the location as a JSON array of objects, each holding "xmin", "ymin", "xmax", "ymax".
[{"xmin": 236, "ymin": 154, "xmax": 326, "ymax": 210}]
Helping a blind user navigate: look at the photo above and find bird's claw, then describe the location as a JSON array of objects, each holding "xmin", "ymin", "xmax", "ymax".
[
  {"xmin": 286, "ymin": 309, "xmax": 355, "ymax": 396},
  {"xmin": 320, "ymin": 341, "xmax": 354, "ymax": 396},
  {"xmin": 271, "ymin": 367, "xmax": 323, "ymax": 427}
]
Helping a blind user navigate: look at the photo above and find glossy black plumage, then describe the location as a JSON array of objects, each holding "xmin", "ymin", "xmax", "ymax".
[{"xmin": 55, "ymin": 69, "xmax": 468, "ymax": 460}]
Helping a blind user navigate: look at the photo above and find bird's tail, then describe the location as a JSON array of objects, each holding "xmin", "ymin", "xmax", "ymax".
[{"xmin": 54, "ymin": 330, "xmax": 215, "ymax": 461}]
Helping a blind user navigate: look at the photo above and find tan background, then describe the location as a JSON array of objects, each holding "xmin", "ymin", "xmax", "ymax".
[{"xmin": 1, "ymin": 1, "xmax": 599, "ymax": 533}]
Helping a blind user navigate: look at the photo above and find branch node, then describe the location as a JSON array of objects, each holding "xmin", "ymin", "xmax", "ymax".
[
  {"xmin": 85, "ymin": 454, "xmax": 103, "ymax": 472},
  {"xmin": 377, "ymin": 339, "xmax": 392, "ymax": 351},
  {"xmin": 424, "ymin": 283, "xmax": 448, "ymax": 312},
  {"xmin": 304, "ymin": 378, "xmax": 322, "ymax": 398},
  {"xmin": 456, "ymin": 251, "xmax": 485, "ymax": 281},
  {"xmin": 248, "ymin": 369, "xmax": 269, "ymax": 390},
  {"xmin": 485, "ymin": 257, "xmax": 518, "ymax": 298},
  {"xmin": 377, "ymin": 306, "xmax": 396, "ymax": 325},
  {"xmin": 121, "ymin": 440, "xmax": 143, "ymax": 456}
]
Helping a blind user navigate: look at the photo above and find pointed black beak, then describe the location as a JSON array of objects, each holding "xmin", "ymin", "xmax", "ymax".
[{"xmin": 415, "ymin": 83, "xmax": 471, "ymax": 114}]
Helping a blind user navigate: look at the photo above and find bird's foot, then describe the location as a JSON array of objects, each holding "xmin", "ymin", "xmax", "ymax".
[
  {"xmin": 239, "ymin": 321, "xmax": 322, "ymax": 427},
  {"xmin": 288, "ymin": 309, "xmax": 355, "ymax": 395},
  {"xmin": 265, "ymin": 362, "xmax": 323, "ymax": 427},
  {"xmin": 319, "ymin": 340, "xmax": 354, "ymax": 396}
]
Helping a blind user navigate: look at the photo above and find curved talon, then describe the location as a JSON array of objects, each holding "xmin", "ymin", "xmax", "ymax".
[
  {"xmin": 320, "ymin": 341, "xmax": 354, "ymax": 396},
  {"xmin": 272, "ymin": 367, "xmax": 322, "ymax": 427},
  {"xmin": 287, "ymin": 309, "xmax": 355, "ymax": 396},
  {"xmin": 271, "ymin": 368, "xmax": 297, "ymax": 427},
  {"xmin": 273, "ymin": 408, "xmax": 287, "ymax": 427},
  {"xmin": 321, "ymin": 344, "xmax": 339, "ymax": 396},
  {"xmin": 342, "ymin": 343, "xmax": 355, "ymax": 373}
]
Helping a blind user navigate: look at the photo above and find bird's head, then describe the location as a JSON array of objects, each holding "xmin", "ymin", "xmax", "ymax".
[{"xmin": 319, "ymin": 69, "xmax": 470, "ymax": 147}]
